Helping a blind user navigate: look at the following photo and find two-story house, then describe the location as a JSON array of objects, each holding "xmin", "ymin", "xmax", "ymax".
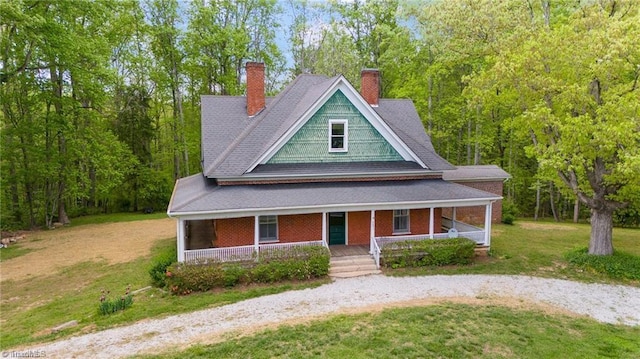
[{"xmin": 167, "ymin": 63, "xmax": 507, "ymax": 267}]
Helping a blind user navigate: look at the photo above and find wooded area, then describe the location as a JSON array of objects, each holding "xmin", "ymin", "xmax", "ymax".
[{"xmin": 2, "ymin": 0, "xmax": 639, "ymax": 246}]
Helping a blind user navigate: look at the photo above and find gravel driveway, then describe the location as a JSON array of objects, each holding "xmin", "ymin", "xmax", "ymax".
[{"xmin": 18, "ymin": 275, "xmax": 640, "ymax": 358}]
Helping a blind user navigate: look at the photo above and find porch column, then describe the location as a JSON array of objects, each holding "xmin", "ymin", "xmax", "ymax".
[
  {"xmin": 177, "ymin": 218, "xmax": 185, "ymax": 262},
  {"xmin": 370, "ymin": 210, "xmax": 376, "ymax": 254},
  {"xmin": 322, "ymin": 212, "xmax": 327, "ymax": 247},
  {"xmin": 484, "ymin": 202, "xmax": 493, "ymax": 246},
  {"xmin": 254, "ymin": 215, "xmax": 260, "ymax": 254},
  {"xmin": 429, "ymin": 207, "xmax": 434, "ymax": 239},
  {"xmin": 452, "ymin": 207, "xmax": 457, "ymax": 228}
]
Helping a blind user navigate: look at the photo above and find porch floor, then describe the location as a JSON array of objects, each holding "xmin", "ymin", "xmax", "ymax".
[{"xmin": 329, "ymin": 245, "xmax": 369, "ymax": 257}]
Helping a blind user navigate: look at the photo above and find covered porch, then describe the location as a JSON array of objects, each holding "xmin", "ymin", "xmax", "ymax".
[
  {"xmin": 168, "ymin": 176, "xmax": 501, "ymax": 265},
  {"xmin": 174, "ymin": 202, "xmax": 494, "ymax": 266}
]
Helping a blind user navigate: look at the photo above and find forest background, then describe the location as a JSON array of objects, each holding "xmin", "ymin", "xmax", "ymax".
[{"xmin": 1, "ymin": 0, "xmax": 639, "ymax": 231}]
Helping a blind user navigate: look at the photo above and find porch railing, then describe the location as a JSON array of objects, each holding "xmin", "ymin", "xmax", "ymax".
[
  {"xmin": 372, "ymin": 237, "xmax": 381, "ymax": 269},
  {"xmin": 183, "ymin": 240, "xmax": 325, "ymax": 263}
]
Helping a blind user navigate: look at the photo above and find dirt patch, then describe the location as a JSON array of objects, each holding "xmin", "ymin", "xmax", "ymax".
[
  {"xmin": 0, "ymin": 218, "xmax": 175, "ymax": 282},
  {"xmin": 519, "ymin": 222, "xmax": 576, "ymax": 231}
]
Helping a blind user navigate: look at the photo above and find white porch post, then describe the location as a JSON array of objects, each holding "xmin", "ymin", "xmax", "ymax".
[
  {"xmin": 429, "ymin": 207, "xmax": 434, "ymax": 239},
  {"xmin": 254, "ymin": 215, "xmax": 260, "ymax": 255},
  {"xmin": 452, "ymin": 207, "xmax": 457, "ymax": 228},
  {"xmin": 322, "ymin": 212, "xmax": 327, "ymax": 247},
  {"xmin": 177, "ymin": 218, "xmax": 185, "ymax": 262},
  {"xmin": 484, "ymin": 202, "xmax": 493, "ymax": 246},
  {"xmin": 370, "ymin": 210, "xmax": 376, "ymax": 254}
]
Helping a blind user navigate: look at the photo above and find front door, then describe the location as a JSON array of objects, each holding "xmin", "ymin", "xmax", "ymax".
[{"xmin": 328, "ymin": 212, "xmax": 346, "ymax": 245}]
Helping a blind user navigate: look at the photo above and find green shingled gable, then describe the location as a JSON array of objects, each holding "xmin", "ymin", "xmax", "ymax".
[{"xmin": 267, "ymin": 91, "xmax": 403, "ymax": 164}]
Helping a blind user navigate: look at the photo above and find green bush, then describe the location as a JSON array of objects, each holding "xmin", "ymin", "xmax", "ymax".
[
  {"xmin": 166, "ymin": 246, "xmax": 330, "ymax": 295},
  {"xmin": 149, "ymin": 244, "xmax": 177, "ymax": 288},
  {"xmin": 502, "ymin": 200, "xmax": 518, "ymax": 225},
  {"xmin": 381, "ymin": 238, "xmax": 476, "ymax": 269},
  {"xmin": 565, "ymin": 248, "xmax": 640, "ymax": 281}
]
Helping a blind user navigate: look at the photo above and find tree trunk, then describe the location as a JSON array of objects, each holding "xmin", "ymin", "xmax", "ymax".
[
  {"xmin": 534, "ymin": 181, "xmax": 540, "ymax": 221},
  {"xmin": 549, "ymin": 182, "xmax": 559, "ymax": 222},
  {"xmin": 589, "ymin": 208, "xmax": 614, "ymax": 255},
  {"xmin": 573, "ymin": 199, "xmax": 580, "ymax": 223}
]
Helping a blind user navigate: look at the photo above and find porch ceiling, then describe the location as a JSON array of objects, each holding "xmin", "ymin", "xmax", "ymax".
[{"xmin": 168, "ymin": 174, "xmax": 501, "ymax": 219}]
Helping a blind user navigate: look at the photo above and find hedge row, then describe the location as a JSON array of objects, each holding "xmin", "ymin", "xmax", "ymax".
[
  {"xmin": 165, "ymin": 246, "xmax": 330, "ymax": 295},
  {"xmin": 381, "ymin": 237, "xmax": 476, "ymax": 268}
]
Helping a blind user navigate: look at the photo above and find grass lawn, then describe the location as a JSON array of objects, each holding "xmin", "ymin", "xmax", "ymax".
[
  {"xmin": 386, "ymin": 221, "xmax": 640, "ymax": 285},
  {"xmin": 137, "ymin": 304, "xmax": 640, "ymax": 359},
  {"xmin": 0, "ymin": 234, "xmax": 329, "ymax": 350},
  {"xmin": 0, "ymin": 215, "xmax": 638, "ymax": 351}
]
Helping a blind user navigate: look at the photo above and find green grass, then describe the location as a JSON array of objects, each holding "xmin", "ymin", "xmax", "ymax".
[
  {"xmin": 1, "ymin": 217, "xmax": 638, "ymax": 351},
  {"xmin": 0, "ymin": 238, "xmax": 329, "ymax": 350},
  {"xmin": 387, "ymin": 221, "xmax": 640, "ymax": 285},
  {"xmin": 136, "ymin": 304, "xmax": 640, "ymax": 359},
  {"xmin": 68, "ymin": 212, "xmax": 167, "ymax": 227},
  {"xmin": 0, "ymin": 244, "xmax": 33, "ymax": 261}
]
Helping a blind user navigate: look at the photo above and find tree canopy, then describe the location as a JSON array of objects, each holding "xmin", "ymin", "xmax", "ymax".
[{"xmin": 1, "ymin": 0, "xmax": 638, "ymax": 253}]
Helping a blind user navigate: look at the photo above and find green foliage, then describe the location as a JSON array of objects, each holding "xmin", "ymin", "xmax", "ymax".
[
  {"xmin": 165, "ymin": 246, "xmax": 331, "ymax": 295},
  {"xmin": 148, "ymin": 244, "xmax": 177, "ymax": 288},
  {"xmin": 565, "ymin": 248, "xmax": 640, "ymax": 281},
  {"xmin": 98, "ymin": 287, "xmax": 133, "ymax": 315},
  {"xmin": 381, "ymin": 237, "xmax": 476, "ymax": 268},
  {"xmin": 502, "ymin": 200, "xmax": 518, "ymax": 225}
]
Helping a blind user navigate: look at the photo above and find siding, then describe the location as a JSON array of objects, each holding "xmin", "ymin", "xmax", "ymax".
[{"xmin": 268, "ymin": 90, "xmax": 403, "ymax": 163}]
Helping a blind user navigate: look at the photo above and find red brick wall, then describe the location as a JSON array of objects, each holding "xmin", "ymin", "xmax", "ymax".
[
  {"xmin": 374, "ymin": 209, "xmax": 441, "ymax": 237},
  {"xmin": 348, "ymin": 211, "xmax": 371, "ymax": 245},
  {"xmin": 442, "ymin": 180, "xmax": 503, "ymax": 224},
  {"xmin": 278, "ymin": 213, "xmax": 322, "ymax": 242},
  {"xmin": 214, "ymin": 217, "xmax": 254, "ymax": 247},
  {"xmin": 411, "ymin": 209, "xmax": 429, "ymax": 234}
]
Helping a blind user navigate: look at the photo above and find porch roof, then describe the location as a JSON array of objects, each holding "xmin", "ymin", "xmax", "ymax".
[{"xmin": 168, "ymin": 174, "xmax": 501, "ymax": 219}]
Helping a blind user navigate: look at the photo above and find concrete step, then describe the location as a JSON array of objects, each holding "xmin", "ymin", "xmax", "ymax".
[
  {"xmin": 330, "ymin": 270, "xmax": 381, "ymax": 278},
  {"xmin": 329, "ymin": 263, "xmax": 378, "ymax": 274},
  {"xmin": 329, "ymin": 254, "xmax": 379, "ymax": 278}
]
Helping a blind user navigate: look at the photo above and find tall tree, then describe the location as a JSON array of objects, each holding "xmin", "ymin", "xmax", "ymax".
[
  {"xmin": 147, "ymin": 0, "xmax": 189, "ymax": 180},
  {"xmin": 471, "ymin": 0, "xmax": 640, "ymax": 254}
]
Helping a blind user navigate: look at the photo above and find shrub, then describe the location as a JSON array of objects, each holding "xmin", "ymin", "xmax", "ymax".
[
  {"xmin": 149, "ymin": 244, "xmax": 177, "ymax": 288},
  {"xmin": 565, "ymin": 248, "xmax": 640, "ymax": 281},
  {"xmin": 99, "ymin": 287, "xmax": 133, "ymax": 315},
  {"xmin": 502, "ymin": 200, "xmax": 518, "ymax": 225},
  {"xmin": 166, "ymin": 246, "xmax": 330, "ymax": 294},
  {"xmin": 381, "ymin": 237, "xmax": 476, "ymax": 269}
]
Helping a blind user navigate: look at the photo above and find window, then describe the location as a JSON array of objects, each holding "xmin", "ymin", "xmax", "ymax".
[
  {"xmin": 393, "ymin": 209, "xmax": 410, "ymax": 233},
  {"xmin": 329, "ymin": 119, "xmax": 348, "ymax": 152},
  {"xmin": 259, "ymin": 215, "xmax": 277, "ymax": 242}
]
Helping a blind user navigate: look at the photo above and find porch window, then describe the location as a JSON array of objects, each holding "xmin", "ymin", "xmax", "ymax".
[
  {"xmin": 259, "ymin": 215, "xmax": 278, "ymax": 242},
  {"xmin": 329, "ymin": 119, "xmax": 348, "ymax": 152},
  {"xmin": 393, "ymin": 209, "xmax": 410, "ymax": 233}
]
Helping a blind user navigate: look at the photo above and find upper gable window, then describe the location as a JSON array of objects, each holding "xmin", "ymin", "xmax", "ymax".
[{"xmin": 329, "ymin": 119, "xmax": 348, "ymax": 152}]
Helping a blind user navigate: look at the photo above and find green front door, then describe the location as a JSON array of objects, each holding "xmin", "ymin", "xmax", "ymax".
[{"xmin": 328, "ymin": 212, "xmax": 346, "ymax": 245}]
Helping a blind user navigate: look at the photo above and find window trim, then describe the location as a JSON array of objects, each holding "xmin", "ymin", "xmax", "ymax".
[
  {"xmin": 328, "ymin": 119, "xmax": 348, "ymax": 152},
  {"xmin": 393, "ymin": 209, "xmax": 410, "ymax": 234},
  {"xmin": 258, "ymin": 215, "xmax": 278, "ymax": 243}
]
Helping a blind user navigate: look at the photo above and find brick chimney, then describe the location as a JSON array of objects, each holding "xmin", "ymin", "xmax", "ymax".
[
  {"xmin": 360, "ymin": 68, "xmax": 380, "ymax": 106},
  {"xmin": 246, "ymin": 62, "xmax": 265, "ymax": 116}
]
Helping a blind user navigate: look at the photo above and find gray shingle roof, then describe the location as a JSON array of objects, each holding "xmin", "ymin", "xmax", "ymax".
[
  {"xmin": 201, "ymin": 74, "xmax": 454, "ymax": 178},
  {"xmin": 442, "ymin": 165, "xmax": 511, "ymax": 181},
  {"xmin": 168, "ymin": 173, "xmax": 500, "ymax": 216},
  {"xmin": 248, "ymin": 161, "xmax": 426, "ymax": 177}
]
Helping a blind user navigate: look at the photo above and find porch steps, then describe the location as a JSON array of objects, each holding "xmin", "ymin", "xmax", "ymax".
[{"xmin": 329, "ymin": 255, "xmax": 380, "ymax": 278}]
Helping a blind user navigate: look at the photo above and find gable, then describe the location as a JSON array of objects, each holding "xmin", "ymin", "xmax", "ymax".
[{"xmin": 267, "ymin": 91, "xmax": 403, "ymax": 164}]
